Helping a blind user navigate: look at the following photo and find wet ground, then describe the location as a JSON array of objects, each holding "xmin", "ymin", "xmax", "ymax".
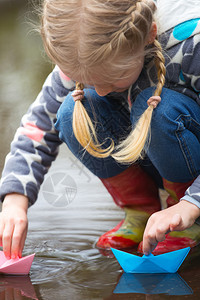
[{"xmin": 0, "ymin": 1, "xmax": 200, "ymax": 299}]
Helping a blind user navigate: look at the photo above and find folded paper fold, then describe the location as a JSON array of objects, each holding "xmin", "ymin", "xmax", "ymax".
[
  {"xmin": 111, "ymin": 247, "xmax": 190, "ymax": 273},
  {"xmin": 0, "ymin": 251, "xmax": 35, "ymax": 275}
]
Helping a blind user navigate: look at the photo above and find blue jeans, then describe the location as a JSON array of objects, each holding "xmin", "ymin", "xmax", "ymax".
[{"xmin": 55, "ymin": 87, "xmax": 200, "ymax": 185}]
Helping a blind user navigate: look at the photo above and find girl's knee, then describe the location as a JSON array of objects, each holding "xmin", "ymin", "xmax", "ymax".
[
  {"xmin": 131, "ymin": 87, "xmax": 191, "ymax": 132},
  {"xmin": 55, "ymin": 92, "xmax": 75, "ymax": 143},
  {"xmin": 131, "ymin": 87, "xmax": 154, "ymax": 122},
  {"xmin": 54, "ymin": 88, "xmax": 114, "ymax": 148}
]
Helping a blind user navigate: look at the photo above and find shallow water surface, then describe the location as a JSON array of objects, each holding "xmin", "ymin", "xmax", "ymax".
[{"xmin": 0, "ymin": 1, "xmax": 200, "ymax": 299}]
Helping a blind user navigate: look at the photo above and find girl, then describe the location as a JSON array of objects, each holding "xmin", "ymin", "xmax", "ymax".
[{"xmin": 1, "ymin": 0, "xmax": 200, "ymax": 259}]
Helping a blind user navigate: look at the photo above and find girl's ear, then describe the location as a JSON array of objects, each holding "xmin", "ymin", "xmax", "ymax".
[{"xmin": 146, "ymin": 22, "xmax": 157, "ymax": 45}]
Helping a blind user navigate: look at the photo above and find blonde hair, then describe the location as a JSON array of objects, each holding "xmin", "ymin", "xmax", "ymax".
[{"xmin": 41, "ymin": 0, "xmax": 166, "ymax": 163}]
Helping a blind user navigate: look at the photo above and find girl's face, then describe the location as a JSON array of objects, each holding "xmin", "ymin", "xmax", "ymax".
[
  {"xmin": 68, "ymin": 53, "xmax": 145, "ymax": 96},
  {"xmin": 92, "ymin": 57, "xmax": 144, "ymax": 97}
]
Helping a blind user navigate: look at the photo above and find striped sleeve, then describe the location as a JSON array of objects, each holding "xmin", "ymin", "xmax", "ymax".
[
  {"xmin": 181, "ymin": 176, "xmax": 200, "ymax": 209},
  {"xmin": 0, "ymin": 66, "xmax": 75, "ymax": 206}
]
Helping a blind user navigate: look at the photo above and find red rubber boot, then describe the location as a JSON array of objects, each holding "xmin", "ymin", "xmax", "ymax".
[
  {"xmin": 138, "ymin": 178, "xmax": 200, "ymax": 254},
  {"xmin": 96, "ymin": 164, "xmax": 161, "ymax": 250}
]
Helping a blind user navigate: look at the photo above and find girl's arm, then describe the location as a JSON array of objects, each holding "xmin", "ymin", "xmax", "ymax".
[
  {"xmin": 0, "ymin": 66, "xmax": 75, "ymax": 206},
  {"xmin": 143, "ymin": 31, "xmax": 200, "ymax": 255},
  {"xmin": 0, "ymin": 66, "xmax": 75, "ymax": 257}
]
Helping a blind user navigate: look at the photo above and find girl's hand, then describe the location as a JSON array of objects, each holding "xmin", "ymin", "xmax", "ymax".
[
  {"xmin": 143, "ymin": 200, "xmax": 200, "ymax": 255},
  {"xmin": 0, "ymin": 194, "xmax": 28, "ymax": 259}
]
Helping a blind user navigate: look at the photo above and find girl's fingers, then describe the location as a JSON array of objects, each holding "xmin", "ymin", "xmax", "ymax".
[
  {"xmin": 2, "ymin": 224, "xmax": 14, "ymax": 259},
  {"xmin": 154, "ymin": 221, "xmax": 171, "ymax": 243},
  {"xmin": 170, "ymin": 214, "xmax": 182, "ymax": 231},
  {"xmin": 0, "ymin": 219, "xmax": 5, "ymax": 247},
  {"xmin": 143, "ymin": 228, "xmax": 164, "ymax": 254},
  {"xmin": 18, "ymin": 228, "xmax": 28, "ymax": 258},
  {"xmin": 143, "ymin": 229, "xmax": 158, "ymax": 255},
  {"xmin": 155, "ymin": 228, "xmax": 167, "ymax": 244},
  {"xmin": 143, "ymin": 217, "xmax": 170, "ymax": 255},
  {"xmin": 143, "ymin": 213, "xmax": 183, "ymax": 255},
  {"xmin": 11, "ymin": 220, "xmax": 28, "ymax": 259}
]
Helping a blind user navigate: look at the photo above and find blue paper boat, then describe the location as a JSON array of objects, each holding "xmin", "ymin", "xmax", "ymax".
[
  {"xmin": 111, "ymin": 247, "xmax": 190, "ymax": 273},
  {"xmin": 113, "ymin": 273, "xmax": 193, "ymax": 295}
]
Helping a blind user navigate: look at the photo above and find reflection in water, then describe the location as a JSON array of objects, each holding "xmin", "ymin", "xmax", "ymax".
[
  {"xmin": 113, "ymin": 273, "xmax": 193, "ymax": 296},
  {"xmin": 0, "ymin": 276, "xmax": 38, "ymax": 300},
  {"xmin": 1, "ymin": 1, "xmax": 200, "ymax": 300}
]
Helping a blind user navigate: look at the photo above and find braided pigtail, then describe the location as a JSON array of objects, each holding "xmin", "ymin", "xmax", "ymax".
[
  {"xmin": 72, "ymin": 82, "xmax": 114, "ymax": 157},
  {"xmin": 153, "ymin": 39, "xmax": 166, "ymax": 96},
  {"xmin": 112, "ymin": 38, "xmax": 166, "ymax": 163}
]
